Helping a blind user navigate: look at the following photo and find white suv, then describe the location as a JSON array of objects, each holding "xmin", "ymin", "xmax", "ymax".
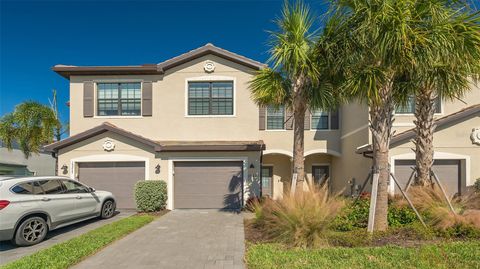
[{"xmin": 0, "ymin": 176, "xmax": 116, "ymax": 246}]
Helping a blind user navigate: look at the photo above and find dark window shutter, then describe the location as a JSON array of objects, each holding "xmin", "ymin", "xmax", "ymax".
[
  {"xmin": 304, "ymin": 109, "xmax": 311, "ymax": 130},
  {"xmin": 330, "ymin": 109, "xmax": 339, "ymax": 129},
  {"xmin": 142, "ymin": 81, "xmax": 153, "ymax": 116},
  {"xmin": 259, "ymin": 106, "xmax": 266, "ymax": 130},
  {"xmin": 83, "ymin": 81, "xmax": 94, "ymax": 117},
  {"xmin": 285, "ymin": 109, "xmax": 294, "ymax": 130}
]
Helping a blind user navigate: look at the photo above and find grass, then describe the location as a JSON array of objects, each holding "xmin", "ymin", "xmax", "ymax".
[
  {"xmin": 246, "ymin": 241, "xmax": 480, "ymax": 269},
  {"xmin": 1, "ymin": 214, "xmax": 157, "ymax": 269}
]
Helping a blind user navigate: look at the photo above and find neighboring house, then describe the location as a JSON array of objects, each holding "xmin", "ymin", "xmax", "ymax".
[
  {"xmin": 45, "ymin": 43, "xmax": 480, "ymax": 210},
  {"xmin": 0, "ymin": 140, "xmax": 56, "ymax": 176}
]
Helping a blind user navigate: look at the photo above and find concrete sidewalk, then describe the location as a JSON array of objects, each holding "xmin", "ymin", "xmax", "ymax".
[{"xmin": 73, "ymin": 210, "xmax": 245, "ymax": 269}]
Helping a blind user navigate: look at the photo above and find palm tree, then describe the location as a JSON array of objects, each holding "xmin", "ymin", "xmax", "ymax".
[
  {"xmin": 0, "ymin": 101, "xmax": 58, "ymax": 158},
  {"xmin": 249, "ymin": 1, "xmax": 337, "ymax": 193},
  {"xmin": 326, "ymin": 0, "xmax": 425, "ymax": 231},
  {"xmin": 406, "ymin": 0, "xmax": 480, "ymax": 185}
]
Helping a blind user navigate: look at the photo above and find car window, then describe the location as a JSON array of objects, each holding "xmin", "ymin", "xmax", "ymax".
[
  {"xmin": 61, "ymin": 180, "xmax": 89, "ymax": 194},
  {"xmin": 37, "ymin": 180, "xmax": 64, "ymax": 194},
  {"xmin": 11, "ymin": 182, "xmax": 44, "ymax": 195},
  {"xmin": 11, "ymin": 183, "xmax": 34, "ymax": 194},
  {"xmin": 31, "ymin": 181, "xmax": 45, "ymax": 194}
]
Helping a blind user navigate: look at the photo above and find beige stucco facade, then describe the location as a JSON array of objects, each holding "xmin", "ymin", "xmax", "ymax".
[{"xmin": 51, "ymin": 44, "xmax": 480, "ymax": 209}]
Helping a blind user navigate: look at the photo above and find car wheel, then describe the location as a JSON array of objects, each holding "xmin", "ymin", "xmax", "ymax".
[
  {"xmin": 101, "ymin": 200, "xmax": 115, "ymax": 219},
  {"xmin": 14, "ymin": 216, "xmax": 48, "ymax": 246}
]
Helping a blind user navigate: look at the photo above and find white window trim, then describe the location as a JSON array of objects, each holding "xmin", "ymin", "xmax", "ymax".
[
  {"xmin": 184, "ymin": 76, "xmax": 237, "ymax": 118},
  {"xmin": 69, "ymin": 154, "xmax": 150, "ymax": 182},
  {"xmin": 93, "ymin": 80, "xmax": 143, "ymax": 118},
  {"xmin": 167, "ymin": 157, "xmax": 248, "ymax": 210},
  {"xmin": 389, "ymin": 152, "xmax": 470, "ymax": 194}
]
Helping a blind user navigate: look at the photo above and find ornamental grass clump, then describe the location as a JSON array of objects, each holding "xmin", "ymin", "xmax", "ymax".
[
  {"xmin": 253, "ymin": 186, "xmax": 345, "ymax": 248},
  {"xmin": 406, "ymin": 185, "xmax": 480, "ymax": 233}
]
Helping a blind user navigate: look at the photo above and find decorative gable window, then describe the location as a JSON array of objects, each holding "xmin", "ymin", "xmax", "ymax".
[
  {"xmin": 395, "ymin": 95, "xmax": 442, "ymax": 114},
  {"xmin": 311, "ymin": 109, "xmax": 330, "ymax": 130},
  {"xmin": 266, "ymin": 105, "xmax": 285, "ymax": 130},
  {"xmin": 188, "ymin": 81, "xmax": 234, "ymax": 115},
  {"xmin": 97, "ymin": 83, "xmax": 141, "ymax": 116}
]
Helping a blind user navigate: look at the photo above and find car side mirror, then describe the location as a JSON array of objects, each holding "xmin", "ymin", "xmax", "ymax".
[{"xmin": 89, "ymin": 187, "xmax": 96, "ymax": 193}]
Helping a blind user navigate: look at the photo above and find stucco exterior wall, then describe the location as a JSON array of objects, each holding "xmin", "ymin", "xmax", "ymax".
[
  {"xmin": 57, "ymin": 130, "xmax": 262, "ymax": 210},
  {"xmin": 0, "ymin": 147, "xmax": 55, "ymax": 176},
  {"xmin": 69, "ymin": 55, "xmax": 260, "ymax": 141},
  {"xmin": 393, "ymin": 82, "xmax": 480, "ymax": 133},
  {"xmin": 390, "ymin": 114, "xmax": 480, "ymax": 186}
]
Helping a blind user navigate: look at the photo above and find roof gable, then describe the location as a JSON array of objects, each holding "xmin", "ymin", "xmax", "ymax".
[
  {"xmin": 53, "ymin": 44, "xmax": 265, "ymax": 79},
  {"xmin": 44, "ymin": 122, "xmax": 160, "ymax": 152}
]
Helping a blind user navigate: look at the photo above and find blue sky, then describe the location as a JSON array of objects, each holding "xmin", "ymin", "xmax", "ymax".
[
  {"xmin": 0, "ymin": 0, "xmax": 329, "ymax": 124},
  {"xmin": 0, "ymin": 0, "xmax": 478, "ymax": 125}
]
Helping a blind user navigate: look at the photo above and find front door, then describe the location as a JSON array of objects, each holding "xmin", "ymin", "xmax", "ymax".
[
  {"xmin": 312, "ymin": 165, "xmax": 330, "ymax": 186},
  {"xmin": 261, "ymin": 166, "xmax": 273, "ymax": 197}
]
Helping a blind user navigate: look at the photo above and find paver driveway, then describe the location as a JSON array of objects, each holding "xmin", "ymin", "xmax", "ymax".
[{"xmin": 73, "ymin": 210, "xmax": 245, "ymax": 269}]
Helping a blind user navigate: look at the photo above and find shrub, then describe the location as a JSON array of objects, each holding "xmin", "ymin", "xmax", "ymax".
[
  {"xmin": 134, "ymin": 180, "xmax": 167, "ymax": 212},
  {"xmin": 474, "ymin": 178, "xmax": 480, "ymax": 192},
  {"xmin": 388, "ymin": 200, "xmax": 418, "ymax": 227},
  {"xmin": 252, "ymin": 186, "xmax": 345, "ymax": 248},
  {"xmin": 330, "ymin": 198, "xmax": 369, "ymax": 231},
  {"xmin": 330, "ymin": 197, "xmax": 418, "ymax": 231}
]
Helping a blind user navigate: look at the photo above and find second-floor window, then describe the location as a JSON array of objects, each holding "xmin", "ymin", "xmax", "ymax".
[
  {"xmin": 97, "ymin": 82, "xmax": 141, "ymax": 116},
  {"xmin": 311, "ymin": 109, "xmax": 330, "ymax": 130},
  {"xmin": 266, "ymin": 105, "xmax": 285, "ymax": 130},
  {"xmin": 395, "ymin": 95, "xmax": 442, "ymax": 114},
  {"xmin": 188, "ymin": 81, "xmax": 234, "ymax": 115}
]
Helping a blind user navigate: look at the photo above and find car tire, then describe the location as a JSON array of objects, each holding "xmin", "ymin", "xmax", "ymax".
[
  {"xmin": 13, "ymin": 216, "xmax": 48, "ymax": 246},
  {"xmin": 101, "ymin": 200, "xmax": 115, "ymax": 219}
]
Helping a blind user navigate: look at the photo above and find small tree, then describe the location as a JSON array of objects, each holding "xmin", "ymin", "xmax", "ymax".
[
  {"xmin": 249, "ymin": 0, "xmax": 337, "ymax": 193},
  {"xmin": 326, "ymin": 0, "xmax": 423, "ymax": 231},
  {"xmin": 0, "ymin": 102, "xmax": 58, "ymax": 158},
  {"xmin": 407, "ymin": 0, "xmax": 480, "ymax": 185}
]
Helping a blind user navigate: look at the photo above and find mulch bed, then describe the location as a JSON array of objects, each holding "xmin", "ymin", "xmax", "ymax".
[{"xmin": 244, "ymin": 219, "xmax": 449, "ymax": 248}]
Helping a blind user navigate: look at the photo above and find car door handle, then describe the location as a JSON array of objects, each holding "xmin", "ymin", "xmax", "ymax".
[
  {"xmin": 41, "ymin": 197, "xmax": 51, "ymax": 202},
  {"xmin": 76, "ymin": 196, "xmax": 82, "ymax": 199}
]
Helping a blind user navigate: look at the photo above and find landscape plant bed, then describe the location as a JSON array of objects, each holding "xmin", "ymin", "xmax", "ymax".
[
  {"xmin": 245, "ymin": 219, "xmax": 473, "ymax": 248},
  {"xmin": 246, "ymin": 241, "xmax": 480, "ymax": 269},
  {"xmin": 1, "ymin": 213, "xmax": 162, "ymax": 269}
]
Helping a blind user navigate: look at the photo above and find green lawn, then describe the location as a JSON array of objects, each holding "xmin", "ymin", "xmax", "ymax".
[
  {"xmin": 246, "ymin": 241, "xmax": 480, "ymax": 269},
  {"xmin": 1, "ymin": 214, "xmax": 156, "ymax": 269}
]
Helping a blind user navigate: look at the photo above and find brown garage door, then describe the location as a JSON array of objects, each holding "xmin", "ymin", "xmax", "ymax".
[
  {"xmin": 174, "ymin": 161, "xmax": 243, "ymax": 209},
  {"xmin": 78, "ymin": 162, "xmax": 145, "ymax": 209},
  {"xmin": 394, "ymin": 160, "xmax": 462, "ymax": 196}
]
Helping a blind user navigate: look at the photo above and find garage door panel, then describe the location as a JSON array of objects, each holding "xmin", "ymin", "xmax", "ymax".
[
  {"xmin": 394, "ymin": 159, "xmax": 461, "ymax": 197},
  {"xmin": 78, "ymin": 162, "xmax": 145, "ymax": 209},
  {"xmin": 174, "ymin": 161, "xmax": 243, "ymax": 209}
]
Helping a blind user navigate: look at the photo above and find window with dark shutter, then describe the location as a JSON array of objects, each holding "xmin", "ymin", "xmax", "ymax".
[{"xmin": 97, "ymin": 82, "xmax": 141, "ymax": 116}]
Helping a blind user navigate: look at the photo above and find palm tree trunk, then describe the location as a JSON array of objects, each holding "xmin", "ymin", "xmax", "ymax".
[
  {"xmin": 369, "ymin": 83, "xmax": 394, "ymax": 231},
  {"xmin": 293, "ymin": 100, "xmax": 306, "ymax": 193},
  {"xmin": 414, "ymin": 90, "xmax": 436, "ymax": 185}
]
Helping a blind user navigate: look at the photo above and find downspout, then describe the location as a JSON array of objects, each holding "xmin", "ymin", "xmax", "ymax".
[{"xmin": 259, "ymin": 149, "xmax": 263, "ymax": 198}]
